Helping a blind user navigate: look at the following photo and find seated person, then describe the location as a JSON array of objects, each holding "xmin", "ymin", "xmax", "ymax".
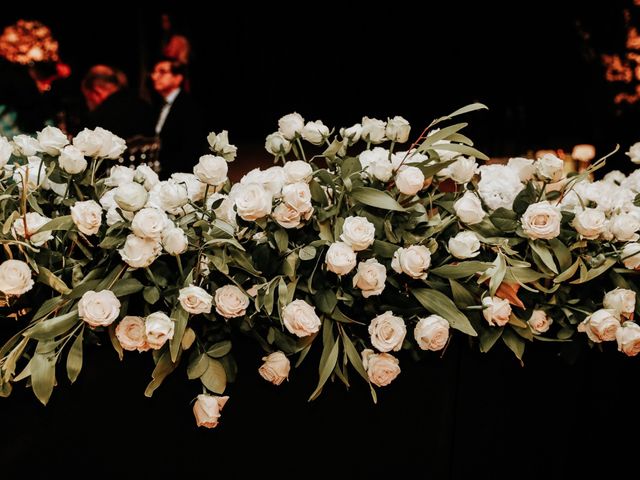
[
  {"xmin": 81, "ymin": 65, "xmax": 154, "ymax": 139},
  {"xmin": 150, "ymin": 58, "xmax": 205, "ymax": 177}
]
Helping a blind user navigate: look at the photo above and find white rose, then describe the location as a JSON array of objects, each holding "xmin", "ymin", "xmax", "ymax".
[
  {"xmin": 282, "ymin": 182, "xmax": 313, "ymax": 214},
  {"xmin": 361, "ymin": 349, "xmax": 400, "ymax": 387},
  {"xmin": 58, "ymin": 145, "xmax": 87, "ymax": 174},
  {"xmin": 12, "ymin": 134, "xmax": 41, "ymax": 156},
  {"xmin": 13, "ymin": 157, "xmax": 48, "ymax": 191},
  {"xmin": 105, "ymin": 165, "xmax": 135, "ymax": 187},
  {"xmin": 603, "ymin": 288, "xmax": 636, "ymax": 317},
  {"xmin": 131, "ymin": 208, "xmax": 170, "ymax": 240},
  {"xmin": 194, "ymin": 155, "xmax": 228, "ymax": 186},
  {"xmin": 622, "ymin": 242, "xmax": 640, "ymax": 270},
  {"xmin": 626, "ymin": 142, "xmax": 640, "ymax": 164},
  {"xmin": 106, "ymin": 207, "xmax": 133, "ymax": 226},
  {"xmin": 193, "ymin": 394, "xmax": 229, "ymax": 428},
  {"xmin": 235, "ymin": 183, "xmax": 272, "ymax": 221},
  {"xmin": 341, "ymin": 216, "xmax": 375, "ymax": 251},
  {"xmin": 215, "ymin": 285, "xmax": 250, "ymax": 318},
  {"xmin": 482, "ymin": 296, "xmax": 512, "ymax": 327},
  {"xmin": 37, "ymin": 126, "xmax": 68, "ymax": 155},
  {"xmin": 353, "ymin": 259, "xmax": 386, "ymax": 297},
  {"xmin": 445, "ymin": 156, "xmax": 478, "ymax": 184},
  {"xmin": 454, "ymin": 192, "xmax": 485, "ymax": 225},
  {"xmin": 78, "ymin": 290, "xmax": 121, "ymax": 328},
  {"xmin": 385, "ymin": 116, "xmax": 410, "ymax": 143},
  {"xmin": 265, "ymin": 132, "xmax": 292, "ymax": 156},
  {"xmin": 448, "ymin": 231, "xmax": 481, "ymax": 259},
  {"xmin": 535, "ymin": 153, "xmax": 565, "ymax": 182},
  {"xmin": 414, "ymin": 315, "xmax": 450, "ymax": 351},
  {"xmin": 70, "ymin": 200, "xmax": 102, "ymax": 235},
  {"xmin": 368, "ymin": 311, "xmax": 406, "ymax": 352},
  {"xmin": 94, "ymin": 127, "xmax": 126, "ymax": 159},
  {"xmin": 610, "ymin": 213, "xmax": 640, "ymax": 242},
  {"xmin": 528, "ymin": 310, "xmax": 553, "ymax": 334},
  {"xmin": 477, "ymin": 164, "xmax": 524, "ymax": 211},
  {"xmin": 282, "ymin": 299, "xmax": 321, "ymax": 337},
  {"xmin": 521, "ymin": 201, "xmax": 562, "ymax": 240},
  {"xmin": 115, "ymin": 316, "xmax": 150, "ymax": 352},
  {"xmin": 577, "ymin": 309, "xmax": 620, "ymax": 342},
  {"xmin": 148, "ymin": 180, "xmax": 189, "ymax": 215},
  {"xmin": 145, "ymin": 311, "xmax": 175, "ymax": 349},
  {"xmin": 212, "ymin": 195, "xmax": 237, "ymax": 227},
  {"xmin": 260, "ymin": 166, "xmax": 286, "ymax": 197},
  {"xmin": 391, "ymin": 245, "xmax": 431, "ymax": 279},
  {"xmin": 119, "ymin": 234, "xmax": 161, "ymax": 268},
  {"xmin": 616, "ymin": 321, "xmax": 640, "ymax": 356},
  {"xmin": 395, "ymin": 166, "xmax": 425, "ymax": 196},
  {"xmin": 12, "ymin": 212, "xmax": 53, "ymax": 246},
  {"xmin": 258, "ymin": 351, "xmax": 290, "ymax": 385},
  {"xmin": 207, "ymin": 130, "xmax": 237, "ymax": 161},
  {"xmin": 325, "ymin": 242, "xmax": 357, "ymax": 276},
  {"xmin": 0, "ymin": 136, "xmax": 13, "ymax": 168},
  {"xmin": 114, "ymin": 182, "xmax": 148, "ymax": 212},
  {"xmin": 134, "ymin": 164, "xmax": 159, "ymax": 190},
  {"xmin": 340, "ymin": 123, "xmax": 362, "ymax": 145},
  {"xmin": 179, "ymin": 285, "xmax": 213, "ymax": 314},
  {"xmin": 283, "ymin": 160, "xmax": 313, "ymax": 184},
  {"xmin": 604, "ymin": 170, "xmax": 626, "ymax": 185},
  {"xmin": 507, "ymin": 157, "xmax": 536, "ymax": 182},
  {"xmin": 0, "ymin": 260, "xmax": 33, "ymax": 296},
  {"xmin": 301, "ymin": 120, "xmax": 329, "ymax": 145},
  {"xmin": 366, "ymin": 156, "xmax": 393, "ymax": 182},
  {"xmin": 72, "ymin": 128, "xmax": 102, "ymax": 157},
  {"xmin": 361, "ymin": 117, "xmax": 387, "ymax": 144},
  {"xmin": 359, "ymin": 146, "xmax": 387, "ymax": 169},
  {"xmin": 278, "ymin": 112, "xmax": 305, "ymax": 140},
  {"xmin": 573, "ymin": 208, "xmax": 607, "ymax": 240},
  {"xmin": 272, "ymin": 203, "xmax": 302, "ymax": 229},
  {"xmin": 171, "ymin": 172, "xmax": 207, "ymax": 202},
  {"xmin": 162, "ymin": 227, "xmax": 188, "ymax": 255}
]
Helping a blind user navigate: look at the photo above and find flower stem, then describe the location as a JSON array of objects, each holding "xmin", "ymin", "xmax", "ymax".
[{"xmin": 296, "ymin": 138, "xmax": 307, "ymax": 162}]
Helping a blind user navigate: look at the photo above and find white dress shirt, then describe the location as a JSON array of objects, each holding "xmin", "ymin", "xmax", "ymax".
[{"xmin": 155, "ymin": 88, "xmax": 181, "ymax": 134}]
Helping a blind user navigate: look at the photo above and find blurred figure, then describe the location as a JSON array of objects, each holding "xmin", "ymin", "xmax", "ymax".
[
  {"xmin": 81, "ymin": 64, "xmax": 154, "ymax": 139},
  {"xmin": 150, "ymin": 58, "xmax": 204, "ymax": 177},
  {"xmin": 160, "ymin": 13, "xmax": 191, "ymax": 91}
]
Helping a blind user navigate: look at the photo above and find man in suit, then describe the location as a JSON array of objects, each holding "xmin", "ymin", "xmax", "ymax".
[{"xmin": 150, "ymin": 59, "xmax": 204, "ymax": 177}]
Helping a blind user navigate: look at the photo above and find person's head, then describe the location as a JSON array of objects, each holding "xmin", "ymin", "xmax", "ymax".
[
  {"xmin": 150, "ymin": 59, "xmax": 185, "ymax": 98},
  {"xmin": 82, "ymin": 65, "xmax": 126, "ymax": 111}
]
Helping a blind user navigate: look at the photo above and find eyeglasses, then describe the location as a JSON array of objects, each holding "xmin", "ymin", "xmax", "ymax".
[{"xmin": 151, "ymin": 69, "xmax": 172, "ymax": 77}]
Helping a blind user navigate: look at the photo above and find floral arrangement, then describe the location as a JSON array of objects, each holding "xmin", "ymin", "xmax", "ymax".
[
  {"xmin": 2, "ymin": 104, "xmax": 640, "ymax": 429},
  {"xmin": 0, "ymin": 20, "xmax": 59, "ymax": 65}
]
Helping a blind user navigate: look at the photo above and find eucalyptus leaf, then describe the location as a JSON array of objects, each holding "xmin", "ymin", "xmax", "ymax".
[
  {"xmin": 187, "ymin": 353, "xmax": 209, "ymax": 379},
  {"xmin": 200, "ymin": 358, "xmax": 227, "ymax": 394},
  {"xmin": 412, "ymin": 289, "xmax": 477, "ymax": 336},
  {"xmin": 143, "ymin": 286, "xmax": 161, "ymax": 304},
  {"xmin": 207, "ymin": 340, "xmax": 232, "ymax": 358},
  {"xmin": 372, "ymin": 240, "xmax": 400, "ymax": 258},
  {"xmin": 315, "ymin": 289, "xmax": 337, "ymax": 314},
  {"xmin": 37, "ymin": 265, "xmax": 71, "ymax": 295},
  {"xmin": 26, "ymin": 310, "xmax": 79, "ymax": 340},
  {"xmin": 502, "ymin": 328, "xmax": 525, "ymax": 361},
  {"xmin": 144, "ymin": 350, "xmax": 178, "ymax": 397},
  {"xmin": 66, "ymin": 327, "xmax": 84, "ymax": 384},
  {"xmin": 479, "ymin": 327, "xmax": 503, "ymax": 353},
  {"xmin": 31, "ymin": 352, "xmax": 56, "ymax": 405},
  {"xmin": 570, "ymin": 258, "xmax": 616, "ymax": 284},
  {"xmin": 299, "ymin": 245, "xmax": 317, "ymax": 261},
  {"xmin": 111, "ymin": 278, "xmax": 144, "ymax": 297},
  {"xmin": 39, "ymin": 215, "xmax": 74, "ymax": 232},
  {"xmin": 169, "ymin": 306, "xmax": 189, "ymax": 362},
  {"xmin": 350, "ymin": 187, "xmax": 405, "ymax": 212},
  {"xmin": 309, "ymin": 337, "xmax": 340, "ymax": 401},
  {"xmin": 530, "ymin": 241, "xmax": 558, "ymax": 274},
  {"xmin": 431, "ymin": 261, "xmax": 493, "ymax": 279},
  {"xmin": 274, "ymin": 229, "xmax": 288, "ymax": 253}
]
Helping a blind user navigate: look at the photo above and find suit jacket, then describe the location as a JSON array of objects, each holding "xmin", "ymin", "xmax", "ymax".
[
  {"xmin": 155, "ymin": 90, "xmax": 205, "ymax": 178},
  {"xmin": 87, "ymin": 89, "xmax": 155, "ymax": 140}
]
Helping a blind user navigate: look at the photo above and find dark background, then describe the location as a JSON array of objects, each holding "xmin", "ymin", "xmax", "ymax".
[{"xmin": 3, "ymin": 2, "xmax": 640, "ymax": 478}]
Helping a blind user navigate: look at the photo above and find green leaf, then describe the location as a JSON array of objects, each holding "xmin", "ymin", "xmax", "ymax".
[
  {"xmin": 66, "ymin": 327, "xmax": 84, "ymax": 383},
  {"xmin": 530, "ymin": 240, "xmax": 558, "ymax": 274},
  {"xmin": 449, "ymin": 279, "xmax": 476, "ymax": 308},
  {"xmin": 98, "ymin": 235, "xmax": 125, "ymax": 250},
  {"xmin": 187, "ymin": 353, "xmax": 209, "ymax": 379},
  {"xmin": 372, "ymin": 240, "xmax": 400, "ymax": 258},
  {"xmin": 207, "ymin": 340, "xmax": 232, "ymax": 358},
  {"xmin": 111, "ymin": 278, "xmax": 144, "ymax": 297},
  {"xmin": 570, "ymin": 258, "xmax": 616, "ymax": 284},
  {"xmin": 502, "ymin": 328, "xmax": 525, "ymax": 361},
  {"xmin": 431, "ymin": 261, "xmax": 493, "ymax": 279},
  {"xmin": 479, "ymin": 327, "xmax": 503, "ymax": 352},
  {"xmin": 315, "ymin": 289, "xmax": 337, "ymax": 314},
  {"xmin": 309, "ymin": 180, "xmax": 328, "ymax": 206},
  {"xmin": 2, "ymin": 211, "xmax": 20, "ymax": 235},
  {"xmin": 417, "ymin": 158, "xmax": 456, "ymax": 179},
  {"xmin": 504, "ymin": 267, "xmax": 549, "ymax": 284},
  {"xmin": 169, "ymin": 306, "xmax": 189, "ymax": 362},
  {"xmin": 490, "ymin": 208, "xmax": 519, "ymax": 232},
  {"xmin": 425, "ymin": 142, "xmax": 489, "ymax": 161},
  {"xmin": 554, "ymin": 258, "xmax": 581, "ymax": 283},
  {"xmin": 350, "ymin": 187, "xmax": 405, "ymax": 212},
  {"xmin": 67, "ymin": 279, "xmax": 101, "ymax": 300},
  {"xmin": 39, "ymin": 215, "xmax": 74, "ymax": 232},
  {"xmin": 108, "ymin": 323, "xmax": 123, "ymax": 361},
  {"xmin": 299, "ymin": 245, "xmax": 317, "ymax": 261},
  {"xmin": 420, "ymin": 122, "xmax": 468, "ymax": 147},
  {"xmin": 489, "ymin": 254, "xmax": 507, "ymax": 296},
  {"xmin": 31, "ymin": 351, "xmax": 56, "ymax": 405},
  {"xmin": 31, "ymin": 295, "xmax": 64, "ymax": 321},
  {"xmin": 513, "ymin": 182, "xmax": 537, "ymax": 216},
  {"xmin": 340, "ymin": 156, "xmax": 362, "ymax": 178},
  {"xmin": 143, "ymin": 286, "xmax": 160, "ymax": 304},
  {"xmin": 309, "ymin": 337, "xmax": 340, "ymax": 401},
  {"xmin": 548, "ymin": 238, "xmax": 572, "ymax": 272},
  {"xmin": 144, "ymin": 350, "xmax": 178, "ymax": 397},
  {"xmin": 274, "ymin": 229, "xmax": 288, "ymax": 253},
  {"xmin": 412, "ymin": 289, "xmax": 477, "ymax": 336},
  {"xmin": 37, "ymin": 265, "xmax": 72, "ymax": 295},
  {"xmin": 200, "ymin": 358, "xmax": 227, "ymax": 394},
  {"xmin": 434, "ymin": 103, "xmax": 488, "ymax": 125},
  {"xmin": 26, "ymin": 310, "xmax": 79, "ymax": 340},
  {"xmin": 331, "ymin": 307, "xmax": 364, "ymax": 324},
  {"xmin": 323, "ymin": 138, "xmax": 346, "ymax": 160}
]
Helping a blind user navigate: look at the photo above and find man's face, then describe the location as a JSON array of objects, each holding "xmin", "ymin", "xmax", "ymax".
[{"xmin": 151, "ymin": 61, "xmax": 182, "ymax": 96}]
